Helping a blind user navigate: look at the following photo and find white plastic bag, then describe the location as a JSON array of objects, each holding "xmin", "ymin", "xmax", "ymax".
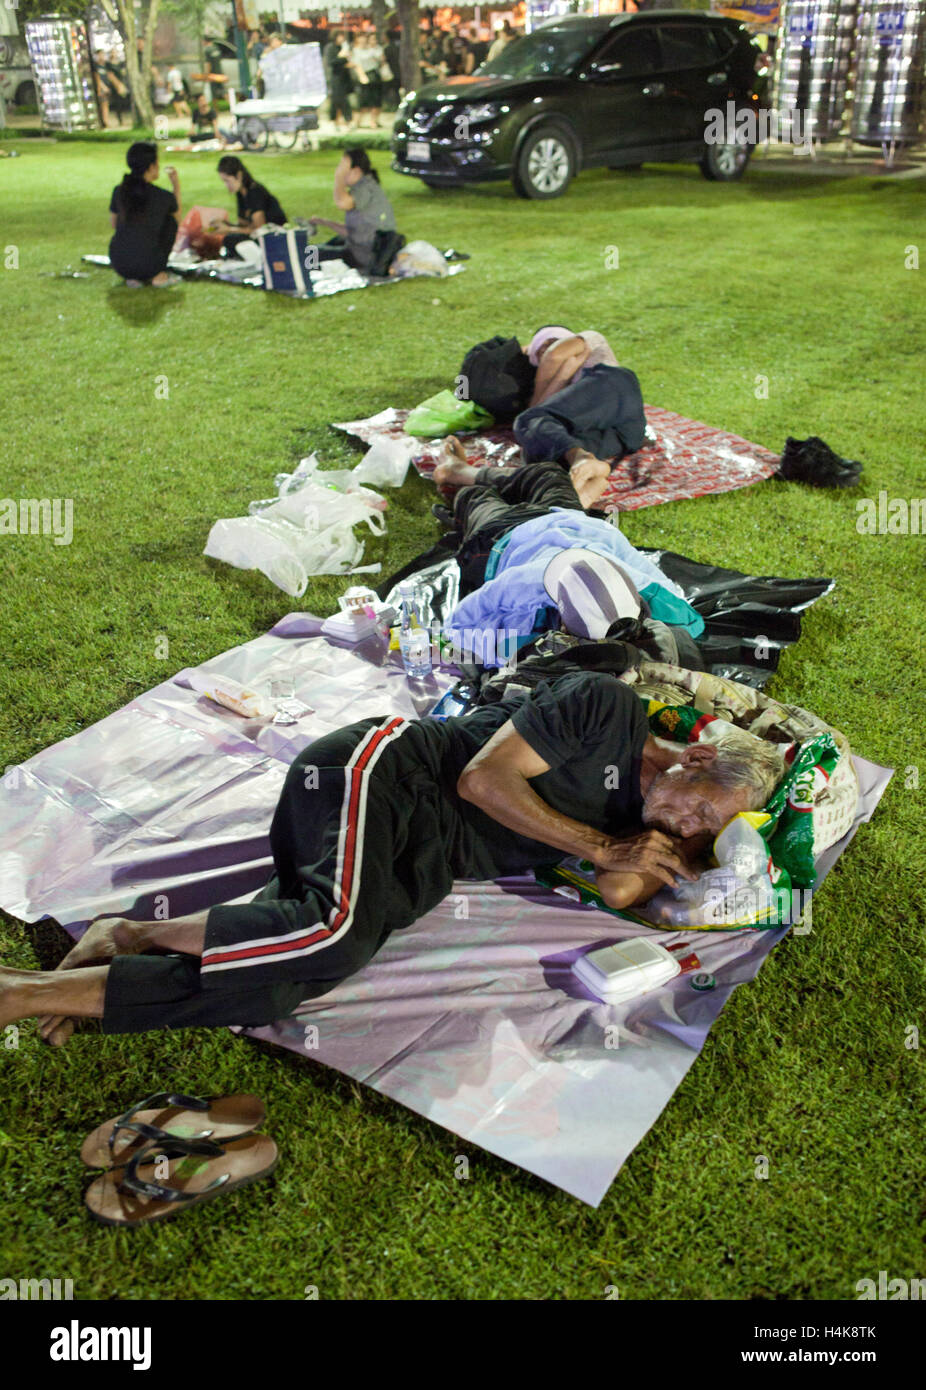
[
  {"xmin": 204, "ymin": 456, "xmax": 387, "ymax": 597},
  {"xmin": 390, "ymin": 240, "xmax": 449, "ymax": 278},
  {"xmin": 233, "ymin": 239, "xmax": 264, "ymax": 267},
  {"xmin": 351, "ymin": 437, "xmax": 414, "ymax": 488},
  {"xmin": 639, "ymin": 814, "xmax": 777, "ymax": 928}
]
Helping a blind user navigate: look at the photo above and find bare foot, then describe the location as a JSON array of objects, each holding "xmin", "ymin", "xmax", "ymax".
[
  {"xmin": 56, "ymin": 916, "xmax": 137, "ymax": 973},
  {"xmin": 569, "ymin": 454, "xmax": 612, "ymax": 509},
  {"xmin": 30, "ymin": 916, "xmax": 136, "ymax": 1044},
  {"xmin": 37, "ymin": 1015, "xmax": 75, "ymax": 1047},
  {"xmin": 432, "ymin": 456, "xmax": 480, "ymax": 489}
]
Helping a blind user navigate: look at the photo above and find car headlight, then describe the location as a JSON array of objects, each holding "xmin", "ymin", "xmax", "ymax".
[
  {"xmin": 397, "ymin": 91, "xmax": 416, "ymax": 113},
  {"xmin": 457, "ymin": 102, "xmax": 503, "ymax": 125}
]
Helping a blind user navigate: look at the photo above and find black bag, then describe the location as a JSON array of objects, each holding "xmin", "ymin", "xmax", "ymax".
[
  {"xmin": 474, "ymin": 621, "xmax": 706, "ymax": 706},
  {"xmin": 459, "ymin": 335, "xmax": 536, "ymax": 422},
  {"xmin": 368, "ymin": 229, "xmax": 406, "ymax": 277}
]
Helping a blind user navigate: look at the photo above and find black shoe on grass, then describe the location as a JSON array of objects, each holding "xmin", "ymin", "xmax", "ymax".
[{"xmin": 777, "ymin": 436, "xmax": 863, "ymax": 488}]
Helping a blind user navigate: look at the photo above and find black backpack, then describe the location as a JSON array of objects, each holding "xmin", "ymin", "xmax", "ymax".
[
  {"xmin": 369, "ymin": 229, "xmax": 407, "ymax": 277},
  {"xmin": 459, "ymin": 335, "xmax": 536, "ymax": 422}
]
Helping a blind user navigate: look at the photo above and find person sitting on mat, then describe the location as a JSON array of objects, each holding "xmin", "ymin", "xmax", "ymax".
[
  {"xmin": 431, "ymin": 444, "xmax": 704, "ymax": 666},
  {"xmin": 108, "ymin": 142, "xmax": 182, "ymax": 289},
  {"xmin": 511, "ymin": 325, "xmax": 648, "ymax": 508},
  {"xmin": 305, "ymin": 148, "xmax": 396, "ymax": 272},
  {"xmin": 212, "ymin": 155, "xmax": 287, "ymax": 259},
  {"xmin": 1, "ymin": 672, "xmax": 784, "ymax": 1044},
  {"xmin": 188, "ymin": 92, "xmax": 222, "ymax": 143}
]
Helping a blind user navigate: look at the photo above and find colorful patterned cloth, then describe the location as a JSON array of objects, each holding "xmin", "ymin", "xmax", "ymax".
[{"xmin": 332, "ymin": 405, "xmax": 782, "ymax": 512}]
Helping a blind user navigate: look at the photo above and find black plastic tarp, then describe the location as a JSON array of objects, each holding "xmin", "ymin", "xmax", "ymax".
[{"xmin": 380, "ymin": 542, "xmax": 833, "ymax": 691}]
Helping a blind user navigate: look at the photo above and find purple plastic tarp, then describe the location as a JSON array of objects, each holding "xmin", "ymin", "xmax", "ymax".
[{"xmin": 0, "ymin": 625, "xmax": 891, "ymax": 1206}]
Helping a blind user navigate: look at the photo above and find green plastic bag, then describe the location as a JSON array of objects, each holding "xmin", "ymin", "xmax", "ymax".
[
  {"xmin": 405, "ymin": 390, "xmax": 494, "ymax": 438},
  {"xmin": 765, "ymin": 733, "xmax": 840, "ymax": 889}
]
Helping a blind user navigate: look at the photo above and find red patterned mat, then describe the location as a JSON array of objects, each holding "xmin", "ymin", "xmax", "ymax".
[{"xmin": 332, "ymin": 405, "xmax": 781, "ymax": 511}]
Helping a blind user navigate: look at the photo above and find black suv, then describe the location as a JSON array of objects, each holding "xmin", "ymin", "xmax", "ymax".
[{"xmin": 392, "ymin": 12, "xmax": 762, "ymax": 199}]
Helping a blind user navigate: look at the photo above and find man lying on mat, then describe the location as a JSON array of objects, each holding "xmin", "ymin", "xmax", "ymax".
[
  {"xmin": 432, "ymin": 441, "xmax": 704, "ymax": 667},
  {"xmin": 458, "ymin": 326, "xmax": 646, "ymax": 508},
  {"xmin": 1, "ymin": 673, "xmax": 783, "ymax": 1045},
  {"xmin": 514, "ymin": 325, "xmax": 646, "ymax": 508}
]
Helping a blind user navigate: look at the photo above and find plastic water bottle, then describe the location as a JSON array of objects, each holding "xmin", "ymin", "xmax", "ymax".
[{"xmin": 398, "ymin": 581, "xmax": 432, "ymax": 679}]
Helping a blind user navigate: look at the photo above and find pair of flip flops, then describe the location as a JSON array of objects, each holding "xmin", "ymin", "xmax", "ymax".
[{"xmin": 82, "ymin": 1092, "xmax": 278, "ymax": 1226}]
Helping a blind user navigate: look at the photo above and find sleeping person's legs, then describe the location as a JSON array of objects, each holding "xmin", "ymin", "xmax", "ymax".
[
  {"xmin": 513, "ymin": 363, "xmax": 648, "ymax": 507},
  {"xmin": 439, "ymin": 459, "xmax": 585, "ymax": 597},
  {"xmin": 7, "ymin": 716, "xmax": 455, "ymax": 1041}
]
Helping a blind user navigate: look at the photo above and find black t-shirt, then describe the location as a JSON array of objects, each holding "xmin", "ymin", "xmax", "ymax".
[
  {"xmin": 191, "ymin": 105, "xmax": 217, "ymax": 129},
  {"xmin": 418, "ymin": 670, "xmax": 648, "ymax": 879},
  {"xmin": 109, "ymin": 181, "xmax": 178, "ymax": 241},
  {"xmin": 470, "ymin": 40, "xmax": 489, "ymax": 68},
  {"xmin": 236, "ymin": 180, "xmax": 286, "ymax": 227}
]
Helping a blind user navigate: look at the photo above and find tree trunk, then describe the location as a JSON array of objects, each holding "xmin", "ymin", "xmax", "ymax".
[
  {"xmin": 99, "ymin": 0, "xmax": 159, "ymax": 128},
  {"xmin": 370, "ymin": 0, "xmax": 387, "ymax": 45},
  {"xmin": 396, "ymin": 0, "xmax": 420, "ymax": 94}
]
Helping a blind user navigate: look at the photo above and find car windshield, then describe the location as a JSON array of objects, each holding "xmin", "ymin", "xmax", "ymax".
[{"xmin": 475, "ymin": 26, "xmax": 603, "ymax": 80}]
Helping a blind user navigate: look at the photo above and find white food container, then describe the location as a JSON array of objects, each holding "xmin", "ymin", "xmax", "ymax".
[{"xmin": 572, "ymin": 937, "xmax": 681, "ymax": 1004}]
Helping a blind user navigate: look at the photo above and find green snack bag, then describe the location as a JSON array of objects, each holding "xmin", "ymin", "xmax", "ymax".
[
  {"xmin": 764, "ymin": 733, "xmax": 840, "ymax": 888},
  {"xmin": 405, "ymin": 390, "xmax": 494, "ymax": 438}
]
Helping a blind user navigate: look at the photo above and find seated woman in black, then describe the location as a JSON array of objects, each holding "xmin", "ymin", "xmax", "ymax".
[
  {"xmin": 213, "ymin": 155, "xmax": 287, "ymax": 260},
  {"xmin": 108, "ymin": 141, "xmax": 181, "ymax": 288},
  {"xmin": 189, "ymin": 92, "xmax": 221, "ymax": 143}
]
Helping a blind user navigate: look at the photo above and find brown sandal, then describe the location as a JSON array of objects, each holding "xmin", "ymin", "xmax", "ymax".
[
  {"xmin": 80, "ymin": 1091, "xmax": 266, "ymax": 1169},
  {"xmin": 84, "ymin": 1134, "xmax": 279, "ymax": 1226}
]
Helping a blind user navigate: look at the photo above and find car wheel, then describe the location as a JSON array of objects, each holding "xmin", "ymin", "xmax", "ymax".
[
  {"xmin": 512, "ymin": 125, "xmax": 576, "ymax": 200},
  {"xmin": 700, "ymin": 140, "xmax": 751, "ymax": 182},
  {"xmin": 14, "ymin": 80, "xmax": 36, "ymax": 107}
]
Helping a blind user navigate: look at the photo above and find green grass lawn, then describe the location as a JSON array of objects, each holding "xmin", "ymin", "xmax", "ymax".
[{"xmin": 0, "ymin": 140, "xmax": 924, "ymax": 1300}]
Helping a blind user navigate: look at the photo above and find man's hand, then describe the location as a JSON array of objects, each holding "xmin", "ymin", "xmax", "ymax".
[
  {"xmin": 593, "ymin": 830, "xmax": 697, "ymax": 888},
  {"xmin": 165, "ymin": 165, "xmax": 180, "ymax": 192}
]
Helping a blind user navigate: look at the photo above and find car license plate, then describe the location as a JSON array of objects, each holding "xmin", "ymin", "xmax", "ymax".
[{"xmin": 407, "ymin": 140, "xmax": 430, "ymax": 161}]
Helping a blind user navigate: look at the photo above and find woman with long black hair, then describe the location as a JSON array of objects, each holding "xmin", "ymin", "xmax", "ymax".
[
  {"xmin": 108, "ymin": 141, "xmax": 181, "ymax": 288},
  {"xmin": 212, "ymin": 155, "xmax": 287, "ymax": 259},
  {"xmin": 305, "ymin": 147, "xmax": 396, "ymax": 271}
]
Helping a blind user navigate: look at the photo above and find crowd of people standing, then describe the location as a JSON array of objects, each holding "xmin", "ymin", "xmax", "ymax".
[
  {"xmin": 95, "ymin": 17, "xmax": 523, "ymax": 133},
  {"xmin": 318, "ymin": 17, "xmax": 522, "ymax": 126}
]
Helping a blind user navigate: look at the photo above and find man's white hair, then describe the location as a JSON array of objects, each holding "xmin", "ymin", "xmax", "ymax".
[{"xmin": 698, "ymin": 729, "xmax": 787, "ymax": 808}]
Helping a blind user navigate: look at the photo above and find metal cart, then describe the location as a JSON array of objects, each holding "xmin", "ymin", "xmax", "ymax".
[
  {"xmin": 233, "ymin": 94, "xmax": 321, "ymax": 150},
  {"xmin": 232, "ymin": 41, "xmax": 326, "ymax": 152}
]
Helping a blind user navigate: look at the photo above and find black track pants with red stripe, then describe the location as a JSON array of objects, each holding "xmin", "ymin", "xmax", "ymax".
[{"xmin": 101, "ymin": 716, "xmax": 457, "ymax": 1034}]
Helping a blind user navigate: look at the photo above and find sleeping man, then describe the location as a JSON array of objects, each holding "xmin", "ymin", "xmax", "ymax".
[
  {"xmin": 514, "ymin": 325, "xmax": 647, "ymax": 508},
  {"xmin": 1, "ymin": 672, "xmax": 784, "ymax": 1044},
  {"xmin": 432, "ymin": 442, "xmax": 704, "ymax": 668}
]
